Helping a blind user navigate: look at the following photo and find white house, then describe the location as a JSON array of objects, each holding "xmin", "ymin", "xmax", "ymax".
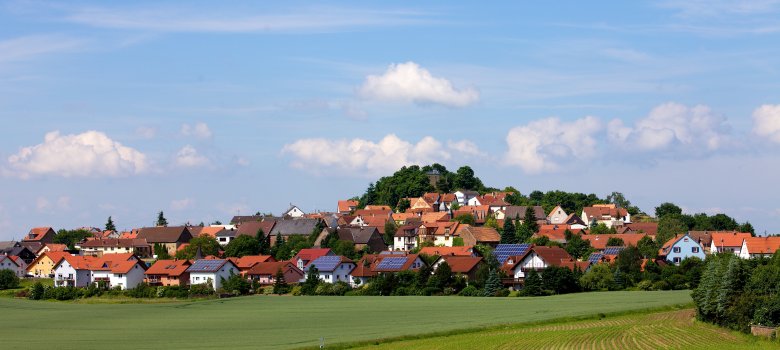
[
  {"xmin": 710, "ymin": 232, "xmax": 752, "ymax": 255},
  {"xmin": 187, "ymin": 259, "xmax": 239, "ymax": 290},
  {"xmin": 53, "ymin": 255, "xmax": 94, "ymax": 287},
  {"xmin": 739, "ymin": 237, "xmax": 780, "ymax": 259},
  {"xmin": 454, "ymin": 190, "xmax": 479, "ymax": 206},
  {"xmin": 501, "ymin": 246, "xmax": 573, "ymax": 280},
  {"xmin": 0, "ymin": 255, "xmax": 25, "ymax": 278},
  {"xmin": 302, "ymin": 255, "xmax": 355, "ymax": 284},
  {"xmin": 547, "ymin": 205, "xmax": 568, "ymax": 225},
  {"xmin": 283, "ymin": 205, "xmax": 306, "ymax": 218},
  {"xmin": 89, "ymin": 258, "xmax": 147, "ymax": 290},
  {"xmin": 581, "ymin": 204, "xmax": 630, "ymax": 228},
  {"xmin": 658, "ymin": 234, "xmax": 705, "ymax": 265}
]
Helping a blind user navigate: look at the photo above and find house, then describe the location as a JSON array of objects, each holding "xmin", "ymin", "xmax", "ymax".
[
  {"xmin": 187, "ymin": 259, "xmax": 240, "ymax": 290},
  {"xmin": 268, "ymin": 218, "xmax": 321, "ymax": 244},
  {"xmin": 547, "ymin": 206, "xmax": 569, "ymax": 225},
  {"xmin": 230, "ymin": 215, "xmax": 265, "ymax": 225},
  {"xmin": 454, "ymin": 190, "xmax": 479, "ymax": 206},
  {"xmin": 393, "ymin": 224, "xmax": 419, "ymax": 251},
  {"xmin": 459, "ymin": 226, "xmax": 500, "ymax": 247},
  {"xmin": 452, "ymin": 205, "xmax": 490, "ymax": 224},
  {"xmin": 365, "ymin": 205, "xmax": 392, "ymax": 211},
  {"xmin": 189, "ymin": 226, "xmax": 229, "ymax": 239},
  {"xmin": 23, "ymin": 227, "xmax": 56, "ymax": 245},
  {"xmin": 581, "ymin": 233, "xmax": 648, "ymax": 251},
  {"xmin": 0, "ymin": 255, "xmax": 25, "ymax": 278},
  {"xmin": 615, "ymin": 222, "xmax": 659, "ymax": 236},
  {"xmin": 420, "ymin": 212, "xmax": 450, "ymax": 223},
  {"xmin": 282, "ymin": 205, "xmax": 306, "ymax": 218},
  {"xmin": 581, "ymin": 204, "xmax": 630, "ymax": 228},
  {"xmin": 236, "ymin": 220, "xmax": 276, "ymax": 240},
  {"xmin": 432, "ymin": 255, "xmax": 483, "ymax": 282},
  {"xmin": 38, "ymin": 243, "xmax": 68, "ymax": 255},
  {"xmin": 136, "ymin": 226, "xmax": 193, "ymax": 257},
  {"xmin": 562, "ymin": 214, "xmax": 588, "ymax": 230},
  {"xmin": 335, "ymin": 227, "xmax": 386, "ymax": 252},
  {"xmin": 497, "ymin": 206, "xmax": 547, "ymax": 225},
  {"xmin": 687, "ymin": 231, "xmax": 715, "ymax": 253},
  {"xmin": 350, "ymin": 253, "xmax": 425, "ymax": 286},
  {"xmin": 404, "ymin": 197, "xmax": 436, "ymax": 213},
  {"xmin": 292, "ymin": 248, "xmax": 334, "ymax": 270},
  {"xmin": 658, "ymin": 234, "xmax": 706, "ymax": 265},
  {"xmin": 53, "ymin": 255, "xmax": 99, "ymax": 287},
  {"xmin": 533, "ymin": 225, "xmax": 585, "ymax": 244},
  {"xmin": 88, "ymin": 253, "xmax": 146, "ymax": 290},
  {"xmin": 0, "ymin": 241, "xmax": 36, "ymax": 264},
  {"xmin": 145, "ymin": 259, "xmax": 192, "ymax": 286},
  {"xmin": 739, "ymin": 236, "xmax": 780, "ymax": 259},
  {"xmin": 303, "ymin": 255, "xmax": 355, "ymax": 284},
  {"xmin": 26, "ymin": 251, "xmax": 71, "ymax": 278},
  {"xmin": 79, "ymin": 238, "xmax": 151, "ymax": 258},
  {"xmin": 501, "ymin": 246, "xmax": 579, "ymax": 286},
  {"xmin": 227, "ymin": 255, "xmax": 276, "ymax": 275},
  {"xmin": 437, "ymin": 193, "xmax": 457, "ymax": 211},
  {"xmin": 710, "ymin": 232, "xmax": 753, "ymax": 255},
  {"xmin": 247, "ymin": 261, "xmax": 303, "ymax": 286},
  {"xmin": 418, "ymin": 221, "xmax": 460, "ymax": 247},
  {"xmin": 418, "ymin": 246, "xmax": 476, "ymax": 257},
  {"xmin": 337, "ymin": 200, "xmax": 359, "ymax": 214}
]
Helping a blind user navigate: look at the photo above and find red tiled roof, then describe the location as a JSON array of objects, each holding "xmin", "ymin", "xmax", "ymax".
[
  {"xmin": 582, "ymin": 233, "xmax": 647, "ymax": 250},
  {"xmin": 582, "ymin": 205, "xmax": 628, "ymax": 220},
  {"xmin": 44, "ymin": 243, "xmax": 68, "ymax": 252},
  {"xmin": 711, "ymin": 232, "xmax": 752, "ymax": 248},
  {"xmin": 24, "ymin": 227, "xmax": 54, "ymax": 241},
  {"xmin": 247, "ymin": 261, "xmax": 301, "ymax": 276},
  {"xmin": 229, "ymin": 255, "xmax": 275, "ymax": 270},
  {"xmin": 145, "ymin": 259, "xmax": 191, "ymax": 277},
  {"xmin": 437, "ymin": 256, "xmax": 482, "ymax": 273},
  {"xmin": 418, "ymin": 246, "xmax": 474, "ymax": 257},
  {"xmin": 743, "ymin": 236, "xmax": 780, "ymax": 255},
  {"xmin": 338, "ymin": 200, "xmax": 359, "ymax": 213},
  {"xmin": 292, "ymin": 248, "xmax": 332, "ymax": 266},
  {"xmin": 460, "ymin": 226, "xmax": 500, "ymax": 243}
]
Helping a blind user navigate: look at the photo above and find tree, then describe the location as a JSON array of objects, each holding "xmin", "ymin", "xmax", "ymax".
[
  {"xmin": 615, "ymin": 246, "xmax": 642, "ymax": 285},
  {"xmin": 220, "ymin": 273, "xmax": 251, "ymax": 295},
  {"xmin": 716, "ymin": 257, "xmax": 743, "ymax": 319},
  {"xmin": 453, "ymin": 166, "xmax": 483, "ymax": 191},
  {"xmin": 589, "ymin": 223, "xmax": 615, "ymax": 234},
  {"xmin": 657, "ymin": 215, "xmax": 688, "ymax": 246},
  {"xmin": 710, "ymin": 214, "xmax": 739, "ymax": 231},
  {"xmin": 483, "ymin": 268, "xmax": 503, "ymax": 297},
  {"xmin": 397, "ymin": 198, "xmax": 411, "ymax": 213},
  {"xmin": 606, "ymin": 191, "xmax": 640, "ymax": 215},
  {"xmin": 606, "ymin": 237, "xmax": 624, "ymax": 247},
  {"xmin": 739, "ymin": 222, "xmax": 755, "ymax": 236},
  {"xmin": 153, "ymin": 243, "xmax": 171, "ymax": 259},
  {"xmin": 522, "ymin": 268, "xmax": 543, "ymax": 296},
  {"xmin": 175, "ymin": 235, "xmax": 220, "ymax": 259},
  {"xmin": 156, "ymin": 211, "xmax": 168, "ymax": 227},
  {"xmin": 454, "ymin": 213, "xmax": 475, "ymax": 225},
  {"xmin": 523, "ymin": 206, "xmax": 539, "ymax": 233},
  {"xmin": 637, "ymin": 236, "xmax": 659, "ymax": 259},
  {"xmin": 256, "ymin": 229, "xmax": 270, "ymax": 255},
  {"xmin": 272, "ymin": 233, "xmax": 292, "ymax": 261},
  {"xmin": 612, "ymin": 267, "xmax": 624, "ymax": 290},
  {"xmin": 301, "ymin": 266, "xmax": 320, "ymax": 295},
  {"xmin": 501, "ymin": 217, "xmax": 517, "ymax": 244},
  {"xmin": 530, "ymin": 235, "xmax": 550, "ymax": 246},
  {"xmin": 105, "ymin": 216, "xmax": 116, "ymax": 232},
  {"xmin": 516, "ymin": 225, "xmax": 533, "ymax": 243},
  {"xmin": 29, "ymin": 282, "xmax": 44, "ymax": 300},
  {"xmin": 273, "ymin": 268, "xmax": 289, "ymax": 294},
  {"xmin": 564, "ymin": 231, "xmax": 592, "ymax": 259},
  {"xmin": 541, "ymin": 266, "xmax": 580, "ymax": 294},
  {"xmin": 0, "ymin": 269, "xmax": 20, "ymax": 290},
  {"xmin": 429, "ymin": 262, "xmax": 453, "ymax": 289},
  {"xmin": 580, "ymin": 263, "xmax": 614, "ymax": 291},
  {"xmin": 54, "ymin": 229, "xmax": 93, "ymax": 250},
  {"xmin": 223, "ymin": 235, "xmax": 260, "ymax": 258},
  {"xmin": 384, "ymin": 220, "xmax": 397, "ymax": 246},
  {"xmin": 655, "ymin": 202, "xmax": 682, "ymax": 218}
]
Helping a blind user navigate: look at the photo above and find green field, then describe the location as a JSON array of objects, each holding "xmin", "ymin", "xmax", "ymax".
[
  {"xmin": 348, "ymin": 309, "xmax": 779, "ymax": 350},
  {"xmin": 0, "ymin": 291, "xmax": 692, "ymax": 349}
]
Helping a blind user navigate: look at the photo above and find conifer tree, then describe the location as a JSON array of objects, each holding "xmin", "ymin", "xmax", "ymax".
[
  {"xmin": 522, "ymin": 268, "xmax": 543, "ymax": 296},
  {"xmin": 483, "ymin": 268, "xmax": 503, "ymax": 297},
  {"xmin": 273, "ymin": 268, "xmax": 289, "ymax": 294},
  {"xmin": 105, "ymin": 216, "xmax": 116, "ymax": 232},
  {"xmin": 501, "ymin": 218, "xmax": 517, "ymax": 244}
]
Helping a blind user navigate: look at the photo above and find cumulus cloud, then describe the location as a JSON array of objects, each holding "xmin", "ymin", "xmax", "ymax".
[
  {"xmin": 504, "ymin": 116, "xmax": 602, "ymax": 174},
  {"xmin": 7, "ymin": 131, "xmax": 148, "ymax": 178},
  {"xmin": 607, "ymin": 102, "xmax": 733, "ymax": 152},
  {"xmin": 359, "ymin": 62, "xmax": 479, "ymax": 107},
  {"xmin": 282, "ymin": 134, "xmax": 481, "ymax": 175},
  {"xmin": 181, "ymin": 122, "xmax": 212, "ymax": 139},
  {"xmin": 752, "ymin": 104, "xmax": 780, "ymax": 143},
  {"xmin": 447, "ymin": 140, "xmax": 485, "ymax": 157},
  {"xmin": 174, "ymin": 145, "xmax": 209, "ymax": 167}
]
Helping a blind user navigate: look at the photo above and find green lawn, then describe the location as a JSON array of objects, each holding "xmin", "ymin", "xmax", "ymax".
[
  {"xmin": 0, "ymin": 291, "xmax": 692, "ymax": 349},
  {"xmin": 348, "ymin": 309, "xmax": 779, "ymax": 350}
]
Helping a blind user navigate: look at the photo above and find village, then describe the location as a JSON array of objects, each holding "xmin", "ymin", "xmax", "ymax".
[{"xmin": 1, "ymin": 187, "xmax": 775, "ymax": 297}]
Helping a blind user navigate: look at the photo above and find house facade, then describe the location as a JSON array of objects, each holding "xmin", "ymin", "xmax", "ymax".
[
  {"xmin": 658, "ymin": 234, "xmax": 705, "ymax": 265},
  {"xmin": 26, "ymin": 252, "xmax": 70, "ymax": 278},
  {"xmin": 739, "ymin": 237, "xmax": 780, "ymax": 259},
  {"xmin": 137, "ymin": 226, "xmax": 193, "ymax": 257},
  {"xmin": 187, "ymin": 259, "xmax": 239, "ymax": 290},
  {"xmin": 145, "ymin": 259, "xmax": 191, "ymax": 286},
  {"xmin": 0, "ymin": 255, "xmax": 25, "ymax": 278},
  {"xmin": 547, "ymin": 206, "xmax": 568, "ymax": 225},
  {"xmin": 247, "ymin": 261, "xmax": 303, "ymax": 285},
  {"xmin": 303, "ymin": 255, "xmax": 355, "ymax": 284},
  {"xmin": 709, "ymin": 232, "xmax": 752, "ymax": 255},
  {"xmin": 53, "ymin": 255, "xmax": 96, "ymax": 287},
  {"xmin": 393, "ymin": 225, "xmax": 418, "ymax": 251},
  {"xmin": 581, "ymin": 204, "xmax": 630, "ymax": 228}
]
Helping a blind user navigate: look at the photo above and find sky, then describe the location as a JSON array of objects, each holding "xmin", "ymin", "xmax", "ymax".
[{"xmin": 2, "ymin": 0, "xmax": 780, "ymax": 240}]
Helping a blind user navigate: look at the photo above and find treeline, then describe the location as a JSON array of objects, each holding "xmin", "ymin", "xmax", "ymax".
[
  {"xmin": 654, "ymin": 202, "xmax": 755, "ymax": 244},
  {"xmin": 693, "ymin": 253, "xmax": 780, "ymax": 332}
]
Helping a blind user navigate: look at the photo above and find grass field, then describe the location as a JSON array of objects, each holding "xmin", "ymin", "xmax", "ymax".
[
  {"xmin": 0, "ymin": 291, "xmax": 691, "ymax": 349},
  {"xmin": 346, "ymin": 309, "xmax": 779, "ymax": 350}
]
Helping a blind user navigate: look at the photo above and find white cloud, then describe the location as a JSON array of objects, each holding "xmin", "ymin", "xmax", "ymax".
[
  {"xmin": 171, "ymin": 198, "xmax": 193, "ymax": 211},
  {"xmin": 607, "ymin": 102, "xmax": 733, "ymax": 152},
  {"xmin": 359, "ymin": 62, "xmax": 479, "ymax": 107},
  {"xmin": 447, "ymin": 140, "xmax": 485, "ymax": 157},
  {"xmin": 282, "ymin": 134, "xmax": 480, "ymax": 175},
  {"xmin": 181, "ymin": 122, "xmax": 212, "ymax": 139},
  {"xmin": 7, "ymin": 131, "xmax": 148, "ymax": 178},
  {"xmin": 0, "ymin": 35, "xmax": 85, "ymax": 65},
  {"xmin": 174, "ymin": 145, "xmax": 209, "ymax": 167},
  {"xmin": 63, "ymin": 6, "xmax": 432, "ymax": 33},
  {"xmin": 504, "ymin": 116, "xmax": 602, "ymax": 174},
  {"xmin": 753, "ymin": 104, "xmax": 780, "ymax": 143}
]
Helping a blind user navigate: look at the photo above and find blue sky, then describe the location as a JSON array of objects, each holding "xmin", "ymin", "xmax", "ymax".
[{"xmin": 2, "ymin": 0, "xmax": 780, "ymax": 239}]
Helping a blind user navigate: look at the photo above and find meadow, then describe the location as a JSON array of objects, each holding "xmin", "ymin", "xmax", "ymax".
[
  {"xmin": 0, "ymin": 291, "xmax": 692, "ymax": 349},
  {"xmin": 345, "ymin": 309, "xmax": 779, "ymax": 350}
]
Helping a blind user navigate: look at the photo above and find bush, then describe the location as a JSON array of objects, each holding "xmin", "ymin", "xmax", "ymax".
[
  {"xmin": 221, "ymin": 274, "xmax": 251, "ymax": 296},
  {"xmin": 652, "ymin": 280, "xmax": 671, "ymax": 291},
  {"xmin": 261, "ymin": 286, "xmax": 275, "ymax": 295},
  {"xmin": 495, "ymin": 289, "xmax": 510, "ymax": 297},
  {"xmin": 290, "ymin": 285, "xmax": 302, "ymax": 296},
  {"xmin": 160, "ymin": 286, "xmax": 189, "ymax": 298},
  {"xmin": 420, "ymin": 287, "xmax": 442, "ymax": 296},
  {"xmin": 315, "ymin": 283, "xmax": 334, "ymax": 296},
  {"xmin": 0, "ymin": 270, "xmax": 20, "ymax": 289},
  {"xmin": 458, "ymin": 285, "xmax": 480, "ymax": 296},
  {"xmin": 28, "ymin": 282, "xmax": 44, "ymax": 300},
  {"xmin": 190, "ymin": 283, "xmax": 215, "ymax": 297},
  {"xmin": 331, "ymin": 281, "xmax": 352, "ymax": 296},
  {"xmin": 392, "ymin": 287, "xmax": 417, "ymax": 296},
  {"xmin": 636, "ymin": 280, "xmax": 653, "ymax": 291}
]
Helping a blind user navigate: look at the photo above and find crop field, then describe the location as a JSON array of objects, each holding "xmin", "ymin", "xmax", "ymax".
[
  {"xmin": 347, "ymin": 309, "xmax": 779, "ymax": 350},
  {"xmin": 0, "ymin": 291, "xmax": 693, "ymax": 349}
]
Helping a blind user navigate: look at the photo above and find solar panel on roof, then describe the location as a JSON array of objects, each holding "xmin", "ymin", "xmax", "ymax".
[
  {"xmin": 588, "ymin": 253, "xmax": 604, "ymax": 263},
  {"xmin": 376, "ymin": 257, "xmax": 407, "ymax": 270},
  {"xmin": 494, "ymin": 244, "xmax": 530, "ymax": 264},
  {"xmin": 603, "ymin": 247, "xmax": 625, "ymax": 255},
  {"xmin": 189, "ymin": 259, "xmax": 224, "ymax": 272},
  {"xmin": 308, "ymin": 256, "xmax": 342, "ymax": 271}
]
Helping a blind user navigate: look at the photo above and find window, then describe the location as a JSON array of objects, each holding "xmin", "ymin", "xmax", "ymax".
[
  {"xmin": 325, "ymin": 275, "xmax": 330, "ymax": 279},
  {"xmin": 673, "ymin": 257, "xmax": 681, "ymax": 264},
  {"xmin": 692, "ymin": 247, "xmax": 700, "ymax": 253},
  {"xmin": 673, "ymin": 247, "xmax": 681, "ymax": 253}
]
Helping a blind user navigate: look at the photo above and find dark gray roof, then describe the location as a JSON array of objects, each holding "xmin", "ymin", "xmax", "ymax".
[
  {"xmin": 236, "ymin": 221, "xmax": 276, "ymax": 238},
  {"xmin": 186, "ymin": 259, "xmax": 235, "ymax": 273},
  {"xmin": 0, "ymin": 241, "xmax": 19, "ymax": 251},
  {"xmin": 137, "ymin": 226, "xmax": 193, "ymax": 244},
  {"xmin": 269, "ymin": 218, "xmax": 320, "ymax": 236},
  {"xmin": 337, "ymin": 227, "xmax": 380, "ymax": 245},
  {"xmin": 230, "ymin": 215, "xmax": 264, "ymax": 225},
  {"xmin": 504, "ymin": 206, "xmax": 546, "ymax": 221}
]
